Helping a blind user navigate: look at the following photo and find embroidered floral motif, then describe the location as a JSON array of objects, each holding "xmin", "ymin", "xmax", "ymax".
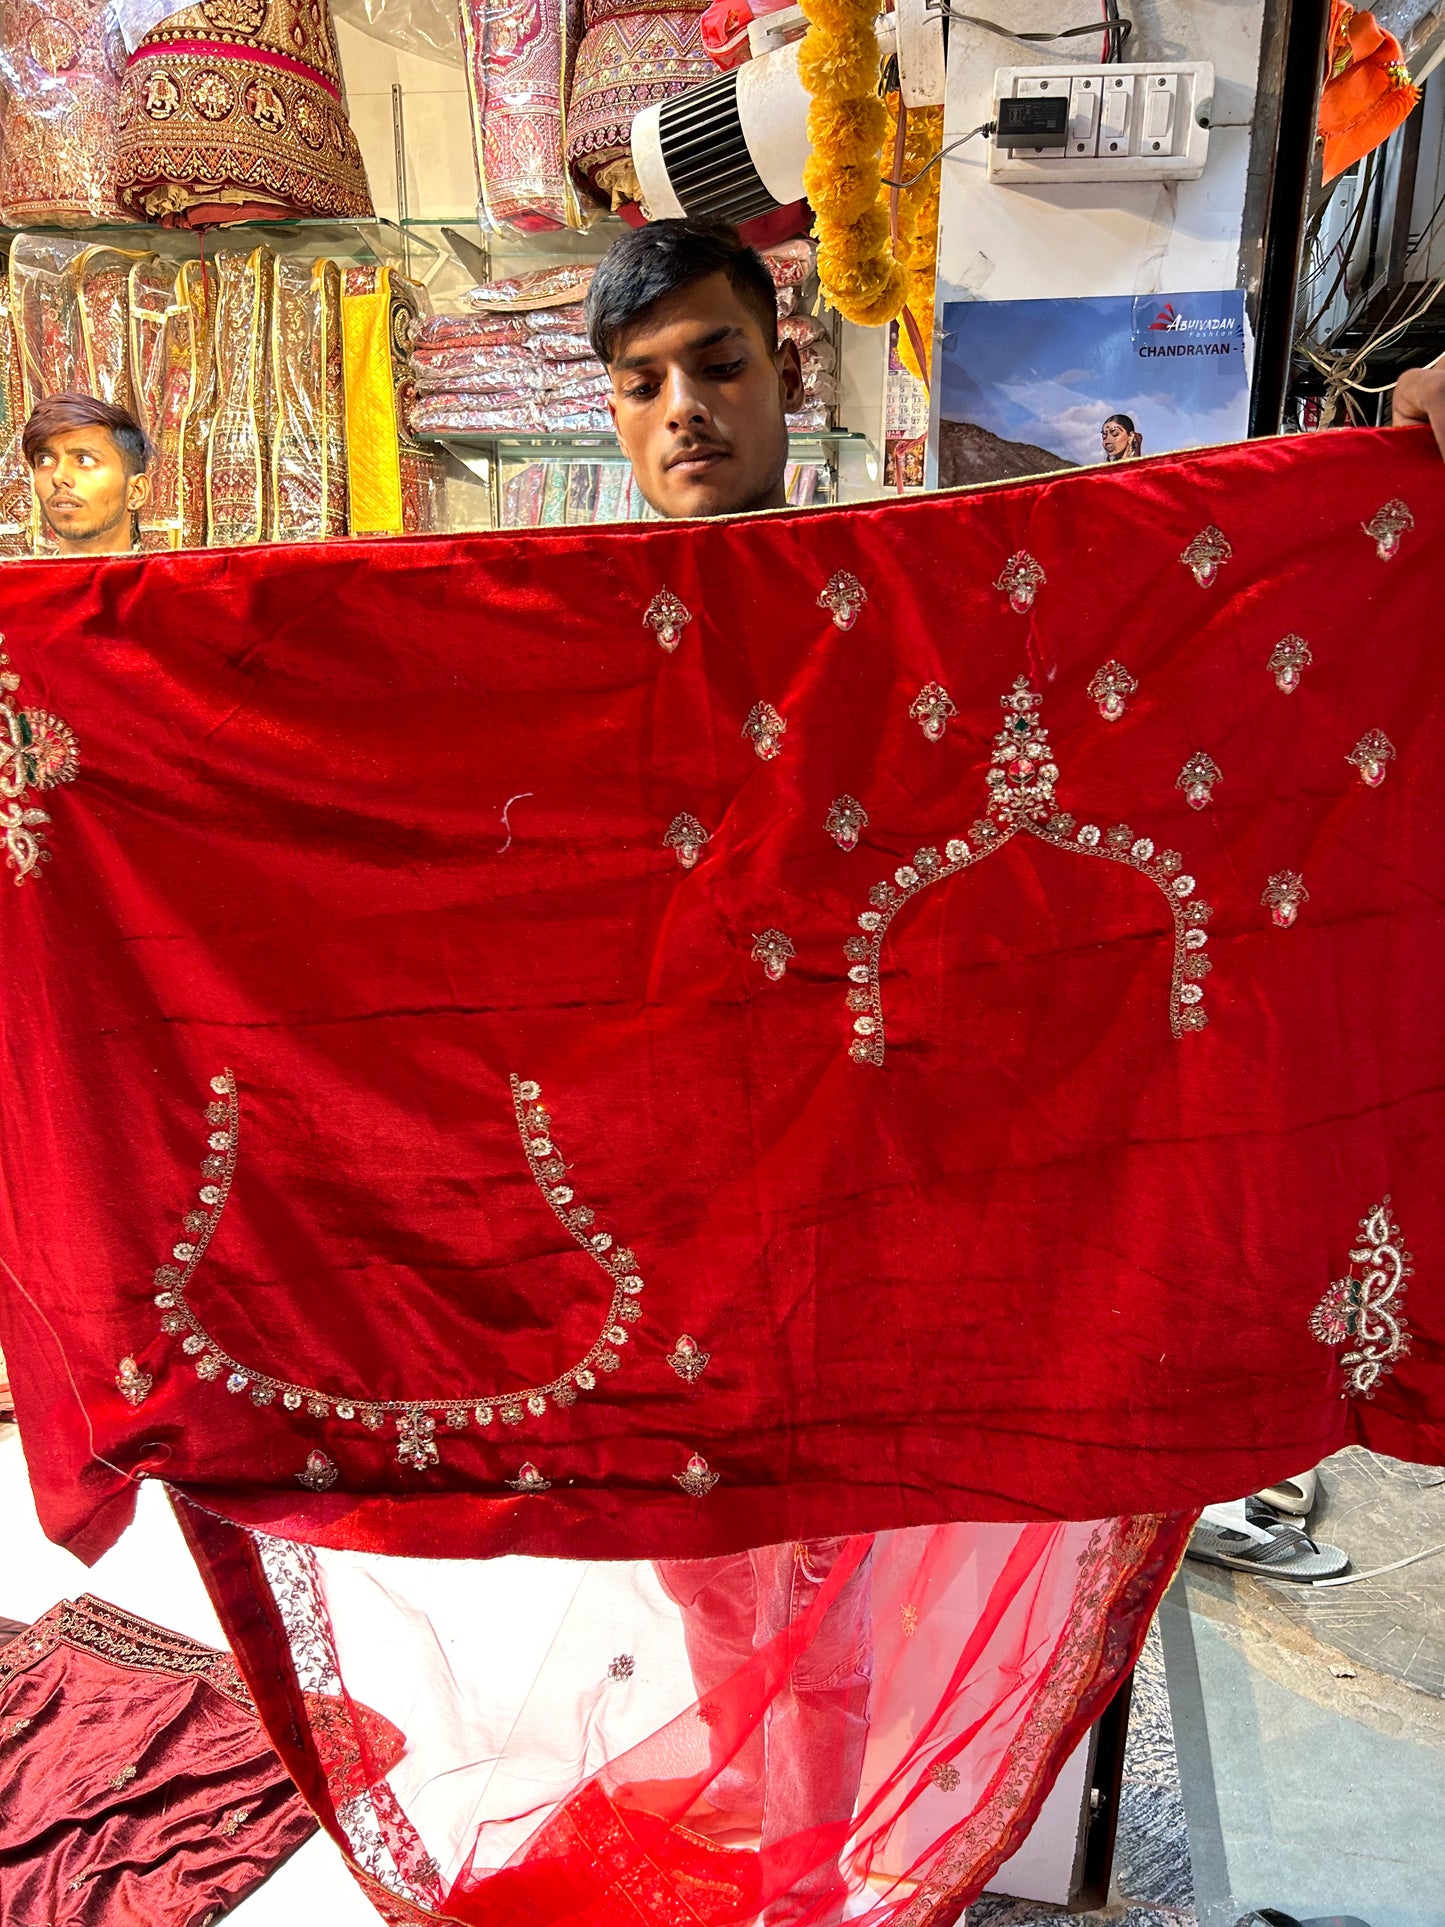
[
  {"xmin": 909, "ymin": 682, "xmax": 957, "ymax": 743},
  {"xmin": 116, "ymin": 1356, "xmax": 153, "ymax": 1406},
  {"xmin": 929, "ymin": 1761, "xmax": 961, "ymax": 1792},
  {"xmin": 607, "ymin": 1654, "xmax": 636, "ymax": 1681},
  {"xmin": 1363, "ymin": 498, "xmax": 1413, "ymax": 560},
  {"xmin": 298, "ymin": 1450, "xmax": 339, "ymax": 1491},
  {"xmin": 1262, "ymin": 870, "xmax": 1308, "ymax": 928},
  {"xmin": 644, "ymin": 590, "xmax": 692, "ymax": 651},
  {"xmin": 818, "ymin": 570, "xmax": 867, "ymax": 630},
  {"xmin": 1268, "ymin": 634, "xmax": 1312, "ymax": 693},
  {"xmin": 507, "ymin": 1461, "xmax": 551, "ymax": 1492},
  {"xmin": 109, "ymin": 1763, "xmax": 139, "ymax": 1789},
  {"xmin": 1180, "ymin": 526, "xmax": 1231, "ymax": 586},
  {"xmin": 743, "ymin": 701, "xmax": 787, "ymax": 760},
  {"xmin": 1347, "ymin": 730, "xmax": 1395, "ymax": 787},
  {"xmin": 668, "ymin": 1334, "xmax": 710, "ymax": 1382},
  {"xmin": 0, "ymin": 1716, "xmax": 32, "ymax": 1743},
  {"xmin": 220, "ymin": 1806, "xmax": 254, "ymax": 1836},
  {"xmin": 751, "ymin": 928, "xmax": 795, "ymax": 981},
  {"xmin": 675, "ymin": 1452, "xmax": 719, "ymax": 1496},
  {"xmin": 1177, "ymin": 752, "xmax": 1222, "ymax": 811},
  {"xmin": 901, "ymin": 1604, "xmax": 919, "ymax": 1638},
  {"xmin": 147, "ymin": 1072, "xmax": 647, "ymax": 1464},
  {"xmin": 0, "ymin": 642, "xmax": 80, "ymax": 884},
  {"xmin": 1087, "ymin": 660, "xmax": 1137, "ymax": 722},
  {"xmin": 826, "ymin": 794, "xmax": 868, "ymax": 851},
  {"xmin": 1311, "ymin": 1199, "xmax": 1412, "ymax": 1397},
  {"xmin": 664, "ymin": 813, "xmax": 709, "ymax": 868},
  {"xmin": 847, "ymin": 680, "xmax": 1212, "ymax": 1064},
  {"xmin": 996, "ymin": 551, "xmax": 1045, "ymax": 612}
]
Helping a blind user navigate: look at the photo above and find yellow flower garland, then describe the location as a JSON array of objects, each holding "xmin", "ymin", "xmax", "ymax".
[{"xmin": 891, "ymin": 99, "xmax": 942, "ymax": 382}]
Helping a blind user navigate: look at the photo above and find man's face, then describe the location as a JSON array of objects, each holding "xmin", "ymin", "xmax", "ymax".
[
  {"xmin": 606, "ymin": 272, "xmax": 804, "ymax": 520},
  {"xmin": 31, "ymin": 425, "xmax": 149, "ymax": 554}
]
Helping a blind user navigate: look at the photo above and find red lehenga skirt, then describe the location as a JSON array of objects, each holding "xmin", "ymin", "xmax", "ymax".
[{"xmin": 180, "ymin": 1503, "xmax": 1191, "ymax": 1926}]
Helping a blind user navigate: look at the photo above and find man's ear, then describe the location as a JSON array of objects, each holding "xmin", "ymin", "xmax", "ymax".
[
  {"xmin": 776, "ymin": 338, "xmax": 805, "ymax": 413},
  {"xmin": 127, "ymin": 472, "xmax": 153, "ymax": 510}
]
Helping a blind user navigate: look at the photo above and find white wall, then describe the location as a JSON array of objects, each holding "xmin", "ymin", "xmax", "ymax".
[{"xmin": 336, "ymin": 18, "xmax": 477, "ymax": 225}]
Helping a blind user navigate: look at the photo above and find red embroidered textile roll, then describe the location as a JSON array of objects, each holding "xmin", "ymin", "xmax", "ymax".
[{"xmin": 0, "ymin": 427, "xmax": 1440, "ymax": 1573}]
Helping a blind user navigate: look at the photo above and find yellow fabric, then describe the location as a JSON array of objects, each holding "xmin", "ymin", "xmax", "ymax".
[{"xmin": 341, "ymin": 268, "xmax": 403, "ymax": 538}]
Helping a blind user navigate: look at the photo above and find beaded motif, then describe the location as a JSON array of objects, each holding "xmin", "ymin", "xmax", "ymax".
[
  {"xmin": 675, "ymin": 1452, "xmax": 719, "ymax": 1495},
  {"xmin": 1347, "ymin": 730, "xmax": 1395, "ymax": 787},
  {"xmin": 115, "ymin": 1356, "xmax": 154, "ymax": 1407},
  {"xmin": 0, "ymin": 641, "xmax": 80, "ymax": 885},
  {"xmin": 826, "ymin": 795, "xmax": 868, "ymax": 851},
  {"xmin": 147, "ymin": 1070, "xmax": 648, "ymax": 1467},
  {"xmin": 909, "ymin": 683, "xmax": 957, "ymax": 743},
  {"xmin": 645, "ymin": 590, "xmax": 691, "ymax": 651},
  {"xmin": 751, "ymin": 928, "xmax": 795, "ymax": 980},
  {"xmin": 1363, "ymin": 499, "xmax": 1412, "ymax": 561},
  {"xmin": 507, "ymin": 1462, "xmax": 550, "ymax": 1492},
  {"xmin": 1262, "ymin": 870, "xmax": 1308, "ymax": 928},
  {"xmin": 1177, "ymin": 752, "xmax": 1222, "ymax": 811},
  {"xmin": 1311, "ymin": 1199, "xmax": 1412, "ymax": 1397},
  {"xmin": 667, "ymin": 1334, "xmax": 709, "ymax": 1381},
  {"xmin": 996, "ymin": 551, "xmax": 1044, "ymax": 612},
  {"xmin": 845, "ymin": 679, "xmax": 1213, "ymax": 1066},
  {"xmin": 743, "ymin": 701, "xmax": 786, "ymax": 760},
  {"xmin": 297, "ymin": 1450, "xmax": 339, "ymax": 1490},
  {"xmin": 1087, "ymin": 660, "xmax": 1136, "ymax": 722},
  {"xmin": 818, "ymin": 570, "xmax": 867, "ymax": 630},
  {"xmin": 1268, "ymin": 635, "xmax": 1312, "ymax": 693},
  {"xmin": 664, "ymin": 812, "xmax": 709, "ymax": 868},
  {"xmin": 929, "ymin": 1762, "xmax": 962, "ymax": 1793},
  {"xmin": 608, "ymin": 1653, "xmax": 635, "ymax": 1681},
  {"xmin": 1180, "ymin": 526, "xmax": 1231, "ymax": 586}
]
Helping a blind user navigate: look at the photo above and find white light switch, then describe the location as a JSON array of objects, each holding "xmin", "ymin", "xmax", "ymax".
[
  {"xmin": 1098, "ymin": 72, "xmax": 1134, "ymax": 155},
  {"xmin": 1067, "ymin": 75, "xmax": 1100, "ymax": 156},
  {"xmin": 1138, "ymin": 72, "xmax": 1178, "ymax": 154}
]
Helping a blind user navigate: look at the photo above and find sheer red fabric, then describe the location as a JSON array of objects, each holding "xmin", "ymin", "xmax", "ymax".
[
  {"xmin": 177, "ymin": 1499, "xmax": 1192, "ymax": 1925},
  {"xmin": 0, "ymin": 1594, "xmax": 316, "ymax": 1922}
]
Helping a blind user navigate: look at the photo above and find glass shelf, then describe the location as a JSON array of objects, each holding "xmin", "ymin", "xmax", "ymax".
[
  {"xmin": 426, "ymin": 429, "xmax": 873, "ymax": 463},
  {"xmin": 0, "ymin": 215, "xmax": 419, "ymax": 266}
]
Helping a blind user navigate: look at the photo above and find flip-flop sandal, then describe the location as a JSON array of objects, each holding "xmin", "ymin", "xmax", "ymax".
[
  {"xmin": 1235, "ymin": 1914, "xmax": 1372, "ymax": 1926},
  {"xmin": 1252, "ymin": 1469, "xmax": 1319, "ymax": 1517},
  {"xmin": 1187, "ymin": 1518, "xmax": 1349, "ymax": 1582}
]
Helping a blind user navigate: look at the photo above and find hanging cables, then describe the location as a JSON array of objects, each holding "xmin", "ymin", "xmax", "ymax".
[
  {"xmin": 880, "ymin": 122, "xmax": 993, "ymax": 189},
  {"xmin": 929, "ymin": 4, "xmax": 1133, "ymax": 59}
]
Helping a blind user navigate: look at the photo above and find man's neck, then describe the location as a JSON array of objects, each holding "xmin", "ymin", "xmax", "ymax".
[{"xmin": 50, "ymin": 520, "xmax": 136, "ymax": 557}]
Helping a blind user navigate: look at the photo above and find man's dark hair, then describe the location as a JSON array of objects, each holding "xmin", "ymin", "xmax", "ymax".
[
  {"xmin": 584, "ymin": 220, "xmax": 778, "ymax": 365},
  {"xmin": 22, "ymin": 392, "xmax": 153, "ymax": 476}
]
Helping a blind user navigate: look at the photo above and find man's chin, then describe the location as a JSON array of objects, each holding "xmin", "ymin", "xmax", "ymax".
[{"xmin": 648, "ymin": 468, "xmax": 777, "ymax": 522}]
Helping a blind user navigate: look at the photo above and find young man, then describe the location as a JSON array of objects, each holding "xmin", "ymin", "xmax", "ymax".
[{"xmin": 22, "ymin": 392, "xmax": 153, "ymax": 557}]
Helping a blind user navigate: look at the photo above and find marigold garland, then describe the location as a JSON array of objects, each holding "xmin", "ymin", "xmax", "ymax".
[{"xmin": 889, "ymin": 98, "xmax": 942, "ymax": 382}]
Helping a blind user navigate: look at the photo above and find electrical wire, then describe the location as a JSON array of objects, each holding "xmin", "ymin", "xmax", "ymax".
[
  {"xmin": 930, "ymin": 5, "xmax": 1132, "ymax": 57},
  {"xmin": 880, "ymin": 122, "xmax": 992, "ymax": 189}
]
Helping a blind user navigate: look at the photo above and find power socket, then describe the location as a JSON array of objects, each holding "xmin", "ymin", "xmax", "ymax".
[{"xmin": 987, "ymin": 61, "xmax": 1213, "ymax": 185}]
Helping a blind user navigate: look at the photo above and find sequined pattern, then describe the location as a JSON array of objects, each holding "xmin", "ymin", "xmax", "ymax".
[
  {"xmin": 645, "ymin": 589, "xmax": 691, "ymax": 651},
  {"xmin": 1180, "ymin": 526, "xmax": 1231, "ymax": 586},
  {"xmin": 825, "ymin": 794, "xmax": 868, "ymax": 851},
  {"xmin": 818, "ymin": 570, "xmax": 866, "ymax": 630},
  {"xmin": 995, "ymin": 551, "xmax": 1045, "ymax": 612},
  {"xmin": 1363, "ymin": 498, "xmax": 1413, "ymax": 560},
  {"xmin": 1176, "ymin": 752, "xmax": 1222, "ymax": 810},
  {"xmin": 1311, "ymin": 1199, "xmax": 1413, "ymax": 1397},
  {"xmin": 1347, "ymin": 729, "xmax": 1395, "ymax": 787},
  {"xmin": 847, "ymin": 680, "xmax": 1212, "ymax": 1065},
  {"xmin": 664, "ymin": 812, "xmax": 708, "ymax": 868},
  {"xmin": 1087, "ymin": 660, "xmax": 1136, "ymax": 721},
  {"xmin": 909, "ymin": 682, "xmax": 957, "ymax": 742},
  {"xmin": 148, "ymin": 1070, "xmax": 648, "ymax": 1469},
  {"xmin": 675, "ymin": 1451, "xmax": 719, "ymax": 1495},
  {"xmin": 743, "ymin": 701, "xmax": 786, "ymax": 760},
  {"xmin": 0, "ymin": 641, "xmax": 80, "ymax": 884},
  {"xmin": 1268, "ymin": 634, "xmax": 1312, "ymax": 693}
]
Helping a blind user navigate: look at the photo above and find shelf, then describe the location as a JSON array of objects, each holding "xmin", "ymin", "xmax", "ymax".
[
  {"xmin": 427, "ymin": 430, "xmax": 873, "ymax": 464},
  {"xmin": 0, "ymin": 216, "xmax": 421, "ymax": 266}
]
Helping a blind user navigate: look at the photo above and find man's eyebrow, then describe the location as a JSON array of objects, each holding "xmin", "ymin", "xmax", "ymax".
[{"xmin": 612, "ymin": 325, "xmax": 746, "ymax": 372}]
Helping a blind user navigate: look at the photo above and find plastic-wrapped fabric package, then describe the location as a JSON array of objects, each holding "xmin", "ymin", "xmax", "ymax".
[
  {"xmin": 409, "ymin": 393, "xmax": 544, "ymax": 433},
  {"xmin": 9, "ymin": 237, "xmax": 150, "ymax": 419},
  {"xmin": 460, "ymin": 0, "xmax": 590, "ymax": 234},
  {"xmin": 565, "ymin": 0, "xmax": 712, "ymax": 206},
  {"xmin": 0, "ymin": 0, "xmax": 133, "ymax": 225},
  {"xmin": 206, "ymin": 246, "xmax": 275, "ymax": 548},
  {"xmin": 129, "ymin": 256, "xmax": 201, "ymax": 549},
  {"xmin": 115, "ymin": 0, "xmax": 372, "ymax": 226},
  {"xmin": 271, "ymin": 256, "xmax": 349, "ymax": 543},
  {"xmin": 341, "ymin": 264, "xmax": 445, "ymax": 537},
  {"xmin": 463, "ymin": 263, "xmax": 595, "ymax": 311},
  {"xmin": 0, "ymin": 283, "xmax": 32, "ymax": 557}
]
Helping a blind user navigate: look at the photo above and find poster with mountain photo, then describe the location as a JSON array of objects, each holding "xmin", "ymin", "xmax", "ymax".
[{"xmin": 933, "ymin": 291, "xmax": 1250, "ymax": 489}]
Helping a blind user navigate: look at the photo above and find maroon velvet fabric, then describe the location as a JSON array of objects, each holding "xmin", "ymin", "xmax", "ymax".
[
  {"xmin": 0, "ymin": 426, "xmax": 1440, "ymax": 1566},
  {"xmin": 0, "ymin": 1594, "xmax": 315, "ymax": 1922}
]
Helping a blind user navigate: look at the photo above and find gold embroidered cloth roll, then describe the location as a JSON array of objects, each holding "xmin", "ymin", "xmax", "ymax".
[
  {"xmin": 115, "ymin": 0, "xmax": 373, "ymax": 225},
  {"xmin": 130, "ymin": 257, "xmax": 215, "ymax": 549},
  {"xmin": 340, "ymin": 264, "xmax": 443, "ymax": 538},
  {"xmin": 0, "ymin": 287, "xmax": 31, "ymax": 558},
  {"xmin": 270, "ymin": 255, "xmax": 347, "ymax": 541},
  {"xmin": 9, "ymin": 237, "xmax": 150, "ymax": 418},
  {"xmin": 206, "ymin": 245, "xmax": 274, "ymax": 545},
  {"xmin": 0, "ymin": 0, "xmax": 134, "ymax": 224}
]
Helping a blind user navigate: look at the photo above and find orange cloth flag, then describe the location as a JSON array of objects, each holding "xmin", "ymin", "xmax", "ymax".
[{"xmin": 1319, "ymin": 1, "xmax": 1420, "ymax": 184}]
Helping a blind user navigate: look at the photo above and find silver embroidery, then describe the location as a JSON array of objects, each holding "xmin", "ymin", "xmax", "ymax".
[
  {"xmin": 1268, "ymin": 634, "xmax": 1312, "ymax": 693},
  {"xmin": 507, "ymin": 1461, "xmax": 551, "ymax": 1492},
  {"xmin": 818, "ymin": 570, "xmax": 867, "ymax": 630},
  {"xmin": 996, "ymin": 551, "xmax": 1045, "ymax": 612},
  {"xmin": 743, "ymin": 702, "xmax": 787, "ymax": 761},
  {"xmin": 0, "ymin": 641, "xmax": 80, "ymax": 884},
  {"xmin": 825, "ymin": 794, "xmax": 868, "ymax": 851},
  {"xmin": 664, "ymin": 813, "xmax": 709, "ymax": 868},
  {"xmin": 146, "ymin": 1071, "xmax": 647, "ymax": 1463},
  {"xmin": 1180, "ymin": 526, "xmax": 1231, "ymax": 586},
  {"xmin": 675, "ymin": 1452, "xmax": 720, "ymax": 1496},
  {"xmin": 1087, "ymin": 660, "xmax": 1136, "ymax": 722},
  {"xmin": 847, "ymin": 680, "xmax": 1212, "ymax": 1065},
  {"xmin": 929, "ymin": 1762, "xmax": 961, "ymax": 1792},
  {"xmin": 909, "ymin": 682, "xmax": 957, "ymax": 743},
  {"xmin": 1363, "ymin": 499, "xmax": 1413, "ymax": 561},
  {"xmin": 645, "ymin": 590, "xmax": 691, "ymax": 651},
  {"xmin": 751, "ymin": 928, "xmax": 795, "ymax": 981},
  {"xmin": 608, "ymin": 1654, "xmax": 636, "ymax": 1681},
  {"xmin": 1347, "ymin": 730, "xmax": 1395, "ymax": 788},
  {"xmin": 297, "ymin": 1450, "xmax": 339, "ymax": 1491},
  {"xmin": 1311, "ymin": 1199, "xmax": 1412, "ymax": 1397},
  {"xmin": 1262, "ymin": 870, "xmax": 1308, "ymax": 928},
  {"xmin": 1177, "ymin": 752, "xmax": 1222, "ymax": 811}
]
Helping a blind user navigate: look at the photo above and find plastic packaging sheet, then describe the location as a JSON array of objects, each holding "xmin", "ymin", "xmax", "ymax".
[
  {"xmin": 206, "ymin": 247, "xmax": 275, "ymax": 548},
  {"xmin": 460, "ymin": 0, "xmax": 589, "ymax": 236},
  {"xmin": 272, "ymin": 257, "xmax": 350, "ymax": 543},
  {"xmin": 0, "ymin": 284, "xmax": 32, "ymax": 556},
  {"xmin": 0, "ymin": 0, "xmax": 133, "ymax": 226},
  {"xmin": 9, "ymin": 236, "xmax": 152, "ymax": 419},
  {"xmin": 129, "ymin": 257, "xmax": 197, "ymax": 550},
  {"xmin": 334, "ymin": 0, "xmax": 463, "ymax": 62}
]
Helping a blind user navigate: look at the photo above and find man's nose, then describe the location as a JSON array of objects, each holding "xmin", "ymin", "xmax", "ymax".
[{"xmin": 662, "ymin": 367, "xmax": 709, "ymax": 431}]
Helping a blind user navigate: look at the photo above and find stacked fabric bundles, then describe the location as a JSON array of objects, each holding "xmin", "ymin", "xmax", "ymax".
[{"xmin": 409, "ymin": 263, "xmax": 611, "ymax": 438}]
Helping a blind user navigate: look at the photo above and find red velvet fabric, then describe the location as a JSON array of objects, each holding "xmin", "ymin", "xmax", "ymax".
[
  {"xmin": 0, "ymin": 426, "xmax": 1440, "ymax": 1566},
  {"xmin": 0, "ymin": 1594, "xmax": 315, "ymax": 1922}
]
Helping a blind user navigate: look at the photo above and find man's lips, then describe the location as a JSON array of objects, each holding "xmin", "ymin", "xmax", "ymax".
[
  {"xmin": 666, "ymin": 445, "xmax": 728, "ymax": 475},
  {"xmin": 47, "ymin": 497, "xmax": 83, "ymax": 513}
]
